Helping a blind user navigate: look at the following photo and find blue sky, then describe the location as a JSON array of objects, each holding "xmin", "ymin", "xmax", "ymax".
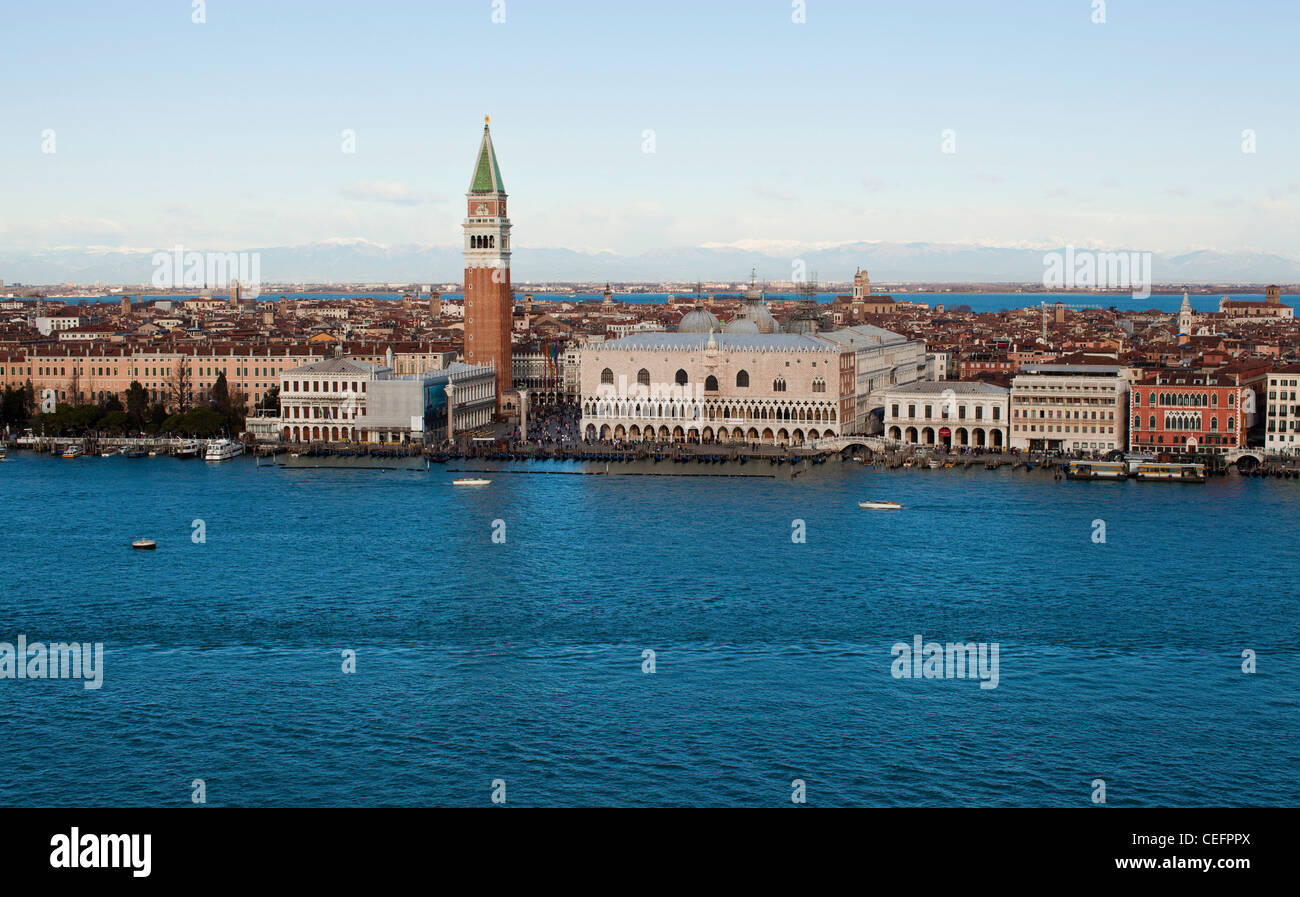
[{"xmin": 2, "ymin": 0, "xmax": 1297, "ymax": 258}]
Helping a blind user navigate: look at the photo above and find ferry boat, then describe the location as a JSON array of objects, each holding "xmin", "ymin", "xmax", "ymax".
[
  {"xmin": 859, "ymin": 500, "xmax": 903, "ymax": 510},
  {"xmin": 1066, "ymin": 460, "xmax": 1128, "ymax": 481},
  {"xmin": 1135, "ymin": 461, "xmax": 1206, "ymax": 483},
  {"xmin": 61, "ymin": 445, "xmax": 84, "ymax": 459},
  {"xmin": 175, "ymin": 440, "xmax": 200, "ymax": 459},
  {"xmin": 452, "ymin": 477, "xmax": 491, "ymax": 486},
  {"xmin": 204, "ymin": 439, "xmax": 245, "ymax": 461}
]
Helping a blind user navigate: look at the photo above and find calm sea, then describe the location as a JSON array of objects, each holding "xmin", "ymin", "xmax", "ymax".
[
  {"xmin": 1, "ymin": 454, "xmax": 1296, "ymax": 807},
  {"xmin": 57, "ymin": 291, "xmax": 1265, "ymax": 314}
]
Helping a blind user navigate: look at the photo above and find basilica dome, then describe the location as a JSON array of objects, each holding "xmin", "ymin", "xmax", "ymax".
[{"xmin": 677, "ymin": 304, "xmax": 721, "ymax": 333}]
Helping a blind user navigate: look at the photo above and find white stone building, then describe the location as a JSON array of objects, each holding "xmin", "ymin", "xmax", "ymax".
[
  {"xmin": 883, "ymin": 381, "xmax": 1009, "ymax": 449},
  {"xmin": 1264, "ymin": 364, "xmax": 1300, "ymax": 456},
  {"xmin": 580, "ymin": 331, "xmax": 845, "ymax": 444},
  {"xmin": 1009, "ymin": 363, "xmax": 1129, "ymax": 453}
]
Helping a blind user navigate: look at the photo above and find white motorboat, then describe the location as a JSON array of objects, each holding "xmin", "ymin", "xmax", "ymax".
[
  {"xmin": 858, "ymin": 500, "xmax": 903, "ymax": 510},
  {"xmin": 205, "ymin": 439, "xmax": 245, "ymax": 461},
  {"xmin": 452, "ymin": 477, "xmax": 491, "ymax": 486}
]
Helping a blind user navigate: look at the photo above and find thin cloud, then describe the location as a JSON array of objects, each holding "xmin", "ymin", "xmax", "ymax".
[{"xmin": 340, "ymin": 182, "xmax": 434, "ymax": 206}]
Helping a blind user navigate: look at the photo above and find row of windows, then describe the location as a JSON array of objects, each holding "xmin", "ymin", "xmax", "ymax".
[
  {"xmin": 1135, "ymin": 391, "xmax": 1233, "ymax": 408},
  {"xmin": 1134, "ymin": 414, "xmax": 1235, "ymax": 431},
  {"xmin": 892, "ymin": 403, "xmax": 1001, "ymax": 421},
  {"xmin": 599, "ymin": 368, "xmax": 825, "ymax": 393},
  {"xmin": 285, "ymin": 380, "xmax": 366, "ymax": 394}
]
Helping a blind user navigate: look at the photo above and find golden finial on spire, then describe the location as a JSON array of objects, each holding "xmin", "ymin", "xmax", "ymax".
[{"xmin": 485, "ymin": 115, "xmax": 490, "ymax": 125}]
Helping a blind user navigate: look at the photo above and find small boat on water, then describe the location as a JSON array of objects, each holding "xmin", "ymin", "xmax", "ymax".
[
  {"xmin": 175, "ymin": 440, "xmax": 200, "ymax": 459},
  {"xmin": 452, "ymin": 477, "xmax": 491, "ymax": 486},
  {"xmin": 205, "ymin": 439, "xmax": 245, "ymax": 461},
  {"xmin": 859, "ymin": 500, "xmax": 903, "ymax": 510},
  {"xmin": 0, "ymin": 445, "xmax": 7, "ymax": 460},
  {"xmin": 124, "ymin": 449, "xmax": 146, "ymax": 458},
  {"xmin": 131, "ymin": 538, "xmax": 157, "ymax": 550},
  {"xmin": 61, "ymin": 445, "xmax": 84, "ymax": 459}
]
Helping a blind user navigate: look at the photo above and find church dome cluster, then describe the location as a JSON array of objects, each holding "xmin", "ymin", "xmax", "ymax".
[{"xmin": 677, "ymin": 302, "xmax": 721, "ymax": 333}]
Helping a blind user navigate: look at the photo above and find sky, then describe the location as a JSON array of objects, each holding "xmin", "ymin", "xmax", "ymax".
[{"xmin": 2, "ymin": 0, "xmax": 1298, "ymax": 263}]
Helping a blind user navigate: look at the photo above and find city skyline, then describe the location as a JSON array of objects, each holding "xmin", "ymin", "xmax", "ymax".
[{"xmin": 3, "ymin": 0, "xmax": 1299, "ymax": 282}]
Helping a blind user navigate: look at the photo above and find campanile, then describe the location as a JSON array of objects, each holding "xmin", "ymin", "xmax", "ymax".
[{"xmin": 463, "ymin": 116, "xmax": 513, "ymax": 415}]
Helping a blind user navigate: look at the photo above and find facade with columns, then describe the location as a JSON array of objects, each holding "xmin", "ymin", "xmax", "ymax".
[
  {"xmin": 276, "ymin": 357, "xmax": 494, "ymax": 444},
  {"xmin": 462, "ymin": 118, "xmax": 514, "ymax": 414},
  {"xmin": 278, "ymin": 356, "xmax": 389, "ymax": 443},
  {"xmin": 579, "ymin": 331, "xmax": 847, "ymax": 445},
  {"xmin": 882, "ymin": 380, "xmax": 1009, "ymax": 449}
]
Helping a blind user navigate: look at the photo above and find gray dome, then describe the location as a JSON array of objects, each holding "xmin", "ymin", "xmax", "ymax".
[
  {"xmin": 678, "ymin": 306, "xmax": 721, "ymax": 333},
  {"xmin": 784, "ymin": 314, "xmax": 820, "ymax": 335},
  {"xmin": 739, "ymin": 298, "xmax": 780, "ymax": 333},
  {"xmin": 723, "ymin": 316, "xmax": 760, "ymax": 334}
]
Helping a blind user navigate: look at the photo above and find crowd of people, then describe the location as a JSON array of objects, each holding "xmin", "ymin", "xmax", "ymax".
[{"xmin": 516, "ymin": 400, "xmax": 582, "ymax": 446}]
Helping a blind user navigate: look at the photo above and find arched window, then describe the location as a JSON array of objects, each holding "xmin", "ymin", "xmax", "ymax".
[
  {"xmin": 1228, "ymin": 393, "xmax": 1235, "ymax": 406},
  {"xmin": 1212, "ymin": 394, "xmax": 1218, "ymax": 407},
  {"xmin": 736, "ymin": 370, "xmax": 749, "ymax": 388},
  {"xmin": 1228, "ymin": 417, "xmax": 1235, "ymax": 430},
  {"xmin": 675, "ymin": 369, "xmax": 688, "ymax": 386},
  {"xmin": 600, "ymin": 368, "xmax": 614, "ymax": 385},
  {"xmin": 705, "ymin": 375, "xmax": 718, "ymax": 392},
  {"xmin": 637, "ymin": 368, "xmax": 650, "ymax": 387},
  {"xmin": 1210, "ymin": 416, "xmax": 1218, "ymax": 431},
  {"xmin": 773, "ymin": 378, "xmax": 786, "ymax": 392},
  {"xmin": 812, "ymin": 377, "xmax": 826, "ymax": 393}
]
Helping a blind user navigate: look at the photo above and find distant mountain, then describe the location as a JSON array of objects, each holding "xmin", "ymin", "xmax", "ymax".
[{"xmin": 3, "ymin": 240, "xmax": 1299, "ymax": 286}]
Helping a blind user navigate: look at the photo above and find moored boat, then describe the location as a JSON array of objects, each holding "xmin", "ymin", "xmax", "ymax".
[
  {"xmin": 1066, "ymin": 460, "xmax": 1128, "ymax": 481},
  {"xmin": 61, "ymin": 445, "xmax": 84, "ymax": 459},
  {"xmin": 1135, "ymin": 461, "xmax": 1206, "ymax": 482},
  {"xmin": 175, "ymin": 440, "xmax": 200, "ymax": 458},
  {"xmin": 205, "ymin": 439, "xmax": 245, "ymax": 461}
]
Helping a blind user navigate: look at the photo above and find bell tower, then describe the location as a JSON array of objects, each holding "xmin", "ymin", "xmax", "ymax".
[{"xmin": 463, "ymin": 116, "xmax": 513, "ymax": 415}]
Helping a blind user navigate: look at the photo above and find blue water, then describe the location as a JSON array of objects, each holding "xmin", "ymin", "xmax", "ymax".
[
  {"xmin": 58, "ymin": 291, "xmax": 1266, "ymax": 314},
  {"xmin": 1, "ymin": 454, "xmax": 1296, "ymax": 807}
]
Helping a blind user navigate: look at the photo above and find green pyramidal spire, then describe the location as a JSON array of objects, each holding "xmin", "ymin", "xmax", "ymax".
[{"xmin": 469, "ymin": 117, "xmax": 505, "ymax": 195}]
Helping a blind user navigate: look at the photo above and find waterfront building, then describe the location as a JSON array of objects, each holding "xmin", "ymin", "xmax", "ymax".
[
  {"xmin": 1128, "ymin": 370, "xmax": 1250, "ymax": 455},
  {"xmin": 813, "ymin": 324, "xmax": 928, "ymax": 430},
  {"xmin": 366, "ymin": 363, "xmax": 496, "ymax": 444},
  {"xmin": 577, "ymin": 320, "xmax": 924, "ymax": 444},
  {"xmin": 462, "ymin": 117, "xmax": 514, "ymax": 414},
  {"xmin": 276, "ymin": 356, "xmax": 495, "ymax": 444},
  {"xmin": 580, "ymin": 331, "xmax": 844, "ymax": 445},
  {"xmin": 1009, "ymin": 362, "xmax": 1129, "ymax": 453},
  {"xmin": 1264, "ymin": 364, "xmax": 1300, "ymax": 456},
  {"xmin": 882, "ymin": 381, "xmax": 1008, "ymax": 449},
  {"xmin": 278, "ymin": 356, "xmax": 390, "ymax": 443}
]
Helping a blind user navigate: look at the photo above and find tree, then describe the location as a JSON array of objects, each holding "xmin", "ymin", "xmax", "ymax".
[
  {"xmin": 125, "ymin": 381, "xmax": 149, "ymax": 431},
  {"xmin": 256, "ymin": 385, "xmax": 280, "ymax": 415},
  {"xmin": 211, "ymin": 371, "xmax": 231, "ymax": 416},
  {"xmin": 167, "ymin": 357, "xmax": 194, "ymax": 412},
  {"xmin": 102, "ymin": 393, "xmax": 124, "ymax": 414}
]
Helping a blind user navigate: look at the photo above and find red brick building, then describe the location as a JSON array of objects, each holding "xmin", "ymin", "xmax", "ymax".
[
  {"xmin": 462, "ymin": 117, "xmax": 513, "ymax": 414},
  {"xmin": 1128, "ymin": 369, "xmax": 1249, "ymax": 455}
]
